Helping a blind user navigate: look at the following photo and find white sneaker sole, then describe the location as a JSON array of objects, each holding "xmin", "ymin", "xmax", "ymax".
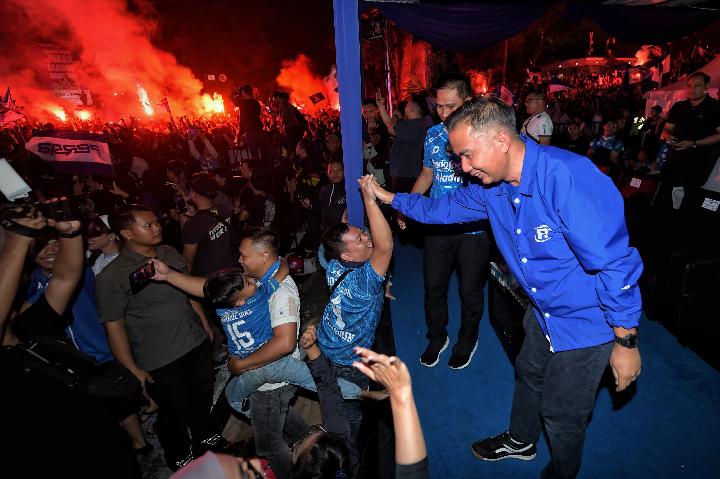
[
  {"xmin": 448, "ymin": 340, "xmax": 479, "ymax": 370},
  {"xmin": 471, "ymin": 446, "xmax": 536, "ymax": 462},
  {"xmin": 420, "ymin": 337, "xmax": 449, "ymax": 367}
]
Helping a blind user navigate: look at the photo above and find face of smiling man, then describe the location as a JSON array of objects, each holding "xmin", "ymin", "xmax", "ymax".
[{"xmin": 449, "ymin": 122, "xmax": 511, "ymax": 185}]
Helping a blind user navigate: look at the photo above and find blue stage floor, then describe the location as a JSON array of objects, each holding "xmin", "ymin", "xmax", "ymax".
[{"xmin": 388, "ymin": 240, "xmax": 720, "ymax": 478}]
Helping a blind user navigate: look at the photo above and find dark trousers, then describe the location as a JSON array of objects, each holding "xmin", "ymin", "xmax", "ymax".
[
  {"xmin": 148, "ymin": 340, "xmax": 215, "ymax": 467},
  {"xmin": 334, "ymin": 364, "xmax": 368, "ymax": 479},
  {"xmin": 249, "ymin": 385, "xmax": 307, "ymax": 479},
  {"xmin": 509, "ymin": 308, "xmax": 613, "ymax": 479},
  {"xmin": 423, "ymin": 232, "xmax": 489, "ymax": 347},
  {"xmin": 334, "ymin": 364, "xmax": 369, "ymax": 440}
]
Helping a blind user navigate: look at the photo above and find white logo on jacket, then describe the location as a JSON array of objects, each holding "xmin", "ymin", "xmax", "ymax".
[{"xmin": 534, "ymin": 224, "xmax": 552, "ymax": 243}]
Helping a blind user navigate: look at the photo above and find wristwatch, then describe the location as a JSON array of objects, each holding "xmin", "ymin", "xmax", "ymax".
[
  {"xmin": 615, "ymin": 333, "xmax": 639, "ymax": 348},
  {"xmin": 59, "ymin": 230, "xmax": 82, "ymax": 238}
]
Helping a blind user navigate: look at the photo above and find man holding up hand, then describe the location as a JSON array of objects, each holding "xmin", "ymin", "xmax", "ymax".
[
  {"xmin": 367, "ymin": 97, "xmax": 643, "ymax": 479},
  {"xmin": 318, "ymin": 175, "xmax": 394, "ymax": 440}
]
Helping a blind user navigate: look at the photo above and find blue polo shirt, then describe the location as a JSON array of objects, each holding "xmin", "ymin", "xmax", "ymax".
[
  {"xmin": 424, "ymin": 124, "xmax": 465, "ymax": 198},
  {"xmin": 217, "ymin": 262, "xmax": 281, "ymax": 358},
  {"xmin": 424, "ymin": 123, "xmax": 485, "ymax": 234},
  {"xmin": 318, "ymin": 260, "xmax": 385, "ymax": 365},
  {"xmin": 393, "ymin": 136, "xmax": 643, "ymax": 352}
]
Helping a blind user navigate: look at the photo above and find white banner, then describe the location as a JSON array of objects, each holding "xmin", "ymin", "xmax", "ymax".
[{"xmin": 26, "ymin": 131, "xmax": 113, "ymax": 176}]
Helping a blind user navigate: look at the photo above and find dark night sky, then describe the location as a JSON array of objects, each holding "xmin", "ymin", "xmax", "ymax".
[{"xmin": 149, "ymin": 0, "xmax": 336, "ymax": 95}]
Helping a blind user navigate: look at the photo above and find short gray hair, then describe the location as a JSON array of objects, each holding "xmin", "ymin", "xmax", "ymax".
[{"xmin": 445, "ymin": 96, "xmax": 517, "ymax": 137}]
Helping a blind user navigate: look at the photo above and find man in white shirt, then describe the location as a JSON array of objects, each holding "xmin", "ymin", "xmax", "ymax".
[
  {"xmin": 521, "ymin": 92, "xmax": 553, "ymax": 145},
  {"xmin": 227, "ymin": 228, "xmax": 306, "ymax": 479}
]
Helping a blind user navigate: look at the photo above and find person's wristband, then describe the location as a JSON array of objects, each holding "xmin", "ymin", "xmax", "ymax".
[
  {"xmin": 693, "ymin": 140, "xmax": 698, "ymax": 148},
  {"xmin": 58, "ymin": 230, "xmax": 82, "ymax": 238},
  {"xmin": 1, "ymin": 218, "xmax": 40, "ymax": 239}
]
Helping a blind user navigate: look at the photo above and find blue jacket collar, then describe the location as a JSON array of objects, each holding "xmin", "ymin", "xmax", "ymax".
[{"xmin": 493, "ymin": 134, "xmax": 538, "ymax": 197}]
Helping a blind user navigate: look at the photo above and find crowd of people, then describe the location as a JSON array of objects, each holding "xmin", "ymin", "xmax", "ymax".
[{"xmin": 1, "ymin": 51, "xmax": 719, "ymax": 479}]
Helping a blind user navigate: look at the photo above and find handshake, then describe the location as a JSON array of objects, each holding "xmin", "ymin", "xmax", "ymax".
[{"xmin": 357, "ymin": 174, "xmax": 394, "ymax": 205}]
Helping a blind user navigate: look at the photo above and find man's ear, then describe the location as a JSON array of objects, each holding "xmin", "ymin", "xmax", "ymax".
[
  {"xmin": 340, "ymin": 251, "xmax": 352, "ymax": 262},
  {"xmin": 121, "ymin": 229, "xmax": 132, "ymax": 240}
]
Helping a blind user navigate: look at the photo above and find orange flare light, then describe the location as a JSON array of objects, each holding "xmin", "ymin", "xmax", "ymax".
[
  {"xmin": 75, "ymin": 110, "xmax": 91, "ymax": 121},
  {"xmin": 137, "ymin": 85, "xmax": 154, "ymax": 116},
  {"xmin": 201, "ymin": 92, "xmax": 225, "ymax": 115},
  {"xmin": 53, "ymin": 109, "xmax": 67, "ymax": 121}
]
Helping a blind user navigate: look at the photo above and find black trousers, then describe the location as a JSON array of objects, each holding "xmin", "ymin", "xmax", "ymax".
[
  {"xmin": 509, "ymin": 308, "xmax": 613, "ymax": 479},
  {"xmin": 423, "ymin": 232, "xmax": 489, "ymax": 347},
  {"xmin": 147, "ymin": 340, "xmax": 215, "ymax": 467}
]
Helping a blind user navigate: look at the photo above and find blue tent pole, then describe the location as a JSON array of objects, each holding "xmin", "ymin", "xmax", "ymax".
[{"xmin": 333, "ymin": 0, "xmax": 364, "ymax": 228}]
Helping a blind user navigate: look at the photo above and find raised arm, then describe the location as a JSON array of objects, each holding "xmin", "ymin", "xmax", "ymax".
[
  {"xmin": 151, "ymin": 258, "xmax": 206, "ymax": 297},
  {"xmin": 353, "ymin": 347, "xmax": 427, "ymax": 468},
  {"xmin": 359, "ymin": 175, "xmax": 393, "ymax": 277},
  {"xmin": 44, "ymin": 219, "xmax": 84, "ymax": 315},
  {"xmin": 0, "ymin": 212, "xmax": 47, "ymax": 334},
  {"xmin": 376, "ymin": 94, "xmax": 396, "ymax": 136},
  {"xmin": 370, "ymin": 179, "xmax": 488, "ymax": 225},
  {"xmin": 271, "ymin": 258, "xmax": 289, "ymax": 283}
]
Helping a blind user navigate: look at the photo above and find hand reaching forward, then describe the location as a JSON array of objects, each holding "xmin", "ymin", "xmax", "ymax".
[
  {"xmin": 151, "ymin": 259, "xmax": 172, "ymax": 281},
  {"xmin": 353, "ymin": 347, "xmax": 411, "ymax": 395},
  {"xmin": 358, "ymin": 174, "xmax": 377, "ymax": 202}
]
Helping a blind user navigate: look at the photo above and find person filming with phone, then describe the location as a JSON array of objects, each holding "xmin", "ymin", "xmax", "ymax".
[{"xmin": 95, "ymin": 204, "xmax": 216, "ymax": 470}]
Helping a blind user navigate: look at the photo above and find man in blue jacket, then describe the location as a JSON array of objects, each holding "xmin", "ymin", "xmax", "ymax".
[{"xmin": 368, "ymin": 97, "xmax": 643, "ymax": 479}]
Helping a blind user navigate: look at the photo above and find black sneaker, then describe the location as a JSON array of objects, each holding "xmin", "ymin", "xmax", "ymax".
[
  {"xmin": 420, "ymin": 336, "xmax": 449, "ymax": 367},
  {"xmin": 448, "ymin": 341, "xmax": 479, "ymax": 370},
  {"xmin": 471, "ymin": 431, "xmax": 536, "ymax": 461}
]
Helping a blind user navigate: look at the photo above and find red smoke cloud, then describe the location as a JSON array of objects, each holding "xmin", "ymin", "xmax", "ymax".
[
  {"xmin": 0, "ymin": 0, "xmax": 216, "ymax": 121},
  {"xmin": 276, "ymin": 54, "xmax": 339, "ymax": 113}
]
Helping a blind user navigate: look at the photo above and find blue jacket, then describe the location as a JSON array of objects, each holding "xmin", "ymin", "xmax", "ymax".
[{"xmin": 393, "ymin": 136, "xmax": 643, "ymax": 352}]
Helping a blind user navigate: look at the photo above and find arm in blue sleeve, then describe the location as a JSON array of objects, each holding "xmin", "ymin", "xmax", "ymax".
[
  {"xmin": 257, "ymin": 277, "xmax": 281, "ymax": 302},
  {"xmin": 391, "ymin": 184, "xmax": 488, "ymax": 225},
  {"xmin": 552, "ymin": 165, "xmax": 643, "ymax": 329}
]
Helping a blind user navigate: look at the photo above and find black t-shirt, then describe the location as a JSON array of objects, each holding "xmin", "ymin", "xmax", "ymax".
[
  {"xmin": 181, "ymin": 204, "xmax": 238, "ymax": 276},
  {"xmin": 1, "ymin": 294, "xmax": 139, "ymax": 478},
  {"xmin": 389, "ymin": 118, "xmax": 428, "ymax": 178},
  {"xmin": 237, "ymin": 98, "xmax": 263, "ymax": 134},
  {"xmin": 556, "ymin": 134, "xmax": 589, "ymax": 157},
  {"xmin": 667, "ymin": 95, "xmax": 720, "ymax": 142}
]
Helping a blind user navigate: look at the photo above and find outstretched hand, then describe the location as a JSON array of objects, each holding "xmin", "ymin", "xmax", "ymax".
[
  {"xmin": 367, "ymin": 178, "xmax": 394, "ymax": 205},
  {"xmin": 151, "ymin": 259, "xmax": 172, "ymax": 281},
  {"xmin": 358, "ymin": 174, "xmax": 377, "ymax": 202},
  {"xmin": 353, "ymin": 347, "xmax": 411, "ymax": 395}
]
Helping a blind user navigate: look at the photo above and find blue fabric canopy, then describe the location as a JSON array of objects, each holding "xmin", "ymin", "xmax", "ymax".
[
  {"xmin": 362, "ymin": 2, "xmax": 720, "ymax": 51},
  {"xmin": 362, "ymin": 1, "xmax": 553, "ymax": 52}
]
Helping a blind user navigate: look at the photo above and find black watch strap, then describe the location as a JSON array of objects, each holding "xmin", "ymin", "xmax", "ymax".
[
  {"xmin": 614, "ymin": 333, "xmax": 639, "ymax": 348},
  {"xmin": 59, "ymin": 230, "xmax": 82, "ymax": 238},
  {"xmin": 1, "ymin": 218, "xmax": 40, "ymax": 238}
]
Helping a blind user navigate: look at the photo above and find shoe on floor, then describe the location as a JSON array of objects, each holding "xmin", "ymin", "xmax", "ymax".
[
  {"xmin": 448, "ymin": 340, "xmax": 478, "ymax": 370},
  {"xmin": 471, "ymin": 431, "xmax": 536, "ymax": 461},
  {"xmin": 420, "ymin": 336, "xmax": 449, "ymax": 367}
]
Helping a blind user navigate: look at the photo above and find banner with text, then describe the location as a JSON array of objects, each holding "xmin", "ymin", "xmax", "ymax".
[{"xmin": 26, "ymin": 130, "xmax": 113, "ymax": 176}]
